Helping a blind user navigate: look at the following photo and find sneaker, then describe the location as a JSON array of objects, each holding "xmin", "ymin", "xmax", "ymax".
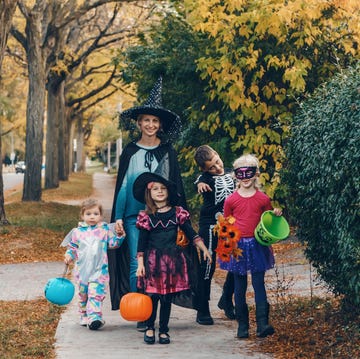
[
  {"xmin": 88, "ymin": 319, "xmax": 105, "ymax": 330},
  {"xmin": 79, "ymin": 316, "xmax": 88, "ymax": 326}
]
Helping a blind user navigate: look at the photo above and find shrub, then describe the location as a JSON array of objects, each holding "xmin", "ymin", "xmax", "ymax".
[{"xmin": 285, "ymin": 64, "xmax": 360, "ymax": 305}]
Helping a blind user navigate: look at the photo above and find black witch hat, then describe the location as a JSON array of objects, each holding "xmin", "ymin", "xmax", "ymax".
[
  {"xmin": 119, "ymin": 77, "xmax": 182, "ymax": 139},
  {"xmin": 133, "ymin": 172, "xmax": 180, "ymax": 206}
]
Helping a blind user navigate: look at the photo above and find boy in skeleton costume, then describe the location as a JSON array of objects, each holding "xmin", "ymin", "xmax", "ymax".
[{"xmin": 194, "ymin": 145, "xmax": 236, "ymax": 325}]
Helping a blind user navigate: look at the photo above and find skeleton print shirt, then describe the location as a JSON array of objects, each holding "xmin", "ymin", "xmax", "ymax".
[{"xmin": 195, "ymin": 170, "xmax": 235, "ymax": 226}]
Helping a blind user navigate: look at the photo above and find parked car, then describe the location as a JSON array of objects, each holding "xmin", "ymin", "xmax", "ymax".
[{"xmin": 15, "ymin": 161, "xmax": 26, "ymax": 173}]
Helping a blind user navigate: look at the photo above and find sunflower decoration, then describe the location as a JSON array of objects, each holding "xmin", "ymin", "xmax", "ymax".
[{"xmin": 213, "ymin": 214, "xmax": 242, "ymax": 262}]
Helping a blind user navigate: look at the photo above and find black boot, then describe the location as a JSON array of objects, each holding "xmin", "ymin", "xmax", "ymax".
[
  {"xmin": 235, "ymin": 304, "xmax": 249, "ymax": 339},
  {"xmin": 196, "ymin": 301, "xmax": 214, "ymax": 325},
  {"xmin": 255, "ymin": 302, "xmax": 275, "ymax": 338},
  {"xmin": 217, "ymin": 272, "xmax": 235, "ymax": 320}
]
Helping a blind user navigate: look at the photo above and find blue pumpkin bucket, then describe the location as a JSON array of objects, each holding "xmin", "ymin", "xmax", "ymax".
[{"xmin": 44, "ymin": 265, "xmax": 75, "ymax": 306}]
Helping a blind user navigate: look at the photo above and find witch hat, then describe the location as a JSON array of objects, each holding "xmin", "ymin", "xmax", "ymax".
[
  {"xmin": 133, "ymin": 172, "xmax": 179, "ymax": 206},
  {"xmin": 119, "ymin": 77, "xmax": 182, "ymax": 138}
]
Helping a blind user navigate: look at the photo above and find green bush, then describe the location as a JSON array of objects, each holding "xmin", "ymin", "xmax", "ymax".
[{"xmin": 285, "ymin": 65, "xmax": 360, "ymax": 304}]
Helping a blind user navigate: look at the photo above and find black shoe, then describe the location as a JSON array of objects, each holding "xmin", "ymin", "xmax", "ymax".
[
  {"xmin": 88, "ymin": 319, "xmax": 105, "ymax": 330},
  {"xmin": 218, "ymin": 295, "xmax": 236, "ymax": 320},
  {"xmin": 159, "ymin": 332, "xmax": 170, "ymax": 344},
  {"xmin": 144, "ymin": 328, "xmax": 155, "ymax": 344},
  {"xmin": 137, "ymin": 321, "xmax": 147, "ymax": 332},
  {"xmin": 196, "ymin": 311, "xmax": 214, "ymax": 325}
]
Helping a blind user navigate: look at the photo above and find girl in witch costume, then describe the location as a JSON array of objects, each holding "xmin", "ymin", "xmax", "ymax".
[
  {"xmin": 108, "ymin": 78, "xmax": 187, "ymax": 325},
  {"xmin": 133, "ymin": 172, "xmax": 212, "ymax": 345}
]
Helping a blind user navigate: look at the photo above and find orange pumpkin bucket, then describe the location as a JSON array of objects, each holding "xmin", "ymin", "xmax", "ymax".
[{"xmin": 119, "ymin": 292, "xmax": 153, "ymax": 321}]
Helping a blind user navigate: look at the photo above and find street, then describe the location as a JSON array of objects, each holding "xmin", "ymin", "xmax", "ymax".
[{"xmin": 3, "ymin": 172, "xmax": 24, "ymax": 190}]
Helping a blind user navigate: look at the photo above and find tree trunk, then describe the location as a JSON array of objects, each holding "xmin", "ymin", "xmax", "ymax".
[
  {"xmin": 58, "ymin": 83, "xmax": 68, "ymax": 180},
  {"xmin": 45, "ymin": 82, "xmax": 60, "ymax": 189},
  {"xmin": 0, "ymin": 0, "xmax": 17, "ymax": 224},
  {"xmin": 76, "ymin": 116, "xmax": 85, "ymax": 172},
  {"xmin": 68, "ymin": 119, "xmax": 76, "ymax": 174},
  {"xmin": 22, "ymin": 14, "xmax": 46, "ymax": 201},
  {"xmin": 0, "ymin": 130, "xmax": 10, "ymax": 225},
  {"xmin": 0, "ymin": 1, "xmax": 17, "ymax": 72}
]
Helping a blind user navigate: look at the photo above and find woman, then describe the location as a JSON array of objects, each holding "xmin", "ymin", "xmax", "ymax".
[{"xmin": 108, "ymin": 78, "xmax": 187, "ymax": 317}]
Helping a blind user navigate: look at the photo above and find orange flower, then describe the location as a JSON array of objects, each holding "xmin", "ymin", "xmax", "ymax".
[
  {"xmin": 217, "ymin": 251, "xmax": 231, "ymax": 262},
  {"xmin": 214, "ymin": 215, "xmax": 242, "ymax": 261},
  {"xmin": 232, "ymin": 248, "xmax": 243, "ymax": 260}
]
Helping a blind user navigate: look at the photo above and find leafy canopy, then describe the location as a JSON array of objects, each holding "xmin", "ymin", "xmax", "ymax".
[{"xmin": 184, "ymin": 0, "xmax": 360, "ymax": 199}]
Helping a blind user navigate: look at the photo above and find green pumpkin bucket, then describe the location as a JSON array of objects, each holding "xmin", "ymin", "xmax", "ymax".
[{"xmin": 255, "ymin": 211, "xmax": 290, "ymax": 246}]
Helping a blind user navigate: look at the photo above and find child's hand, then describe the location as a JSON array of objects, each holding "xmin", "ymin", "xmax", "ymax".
[
  {"xmin": 273, "ymin": 208, "xmax": 283, "ymax": 216},
  {"xmin": 136, "ymin": 265, "xmax": 145, "ymax": 277},
  {"xmin": 203, "ymin": 248, "xmax": 212, "ymax": 263},
  {"xmin": 197, "ymin": 182, "xmax": 212, "ymax": 193},
  {"xmin": 64, "ymin": 254, "xmax": 73, "ymax": 265}
]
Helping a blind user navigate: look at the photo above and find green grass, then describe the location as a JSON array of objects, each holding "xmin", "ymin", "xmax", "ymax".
[{"xmin": 5, "ymin": 202, "xmax": 81, "ymax": 233}]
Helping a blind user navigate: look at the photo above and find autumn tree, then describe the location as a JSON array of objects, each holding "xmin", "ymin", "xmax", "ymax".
[
  {"xmin": 45, "ymin": 3, "xmax": 134, "ymax": 185},
  {"xmin": 114, "ymin": 12, "xmax": 238, "ymax": 204},
  {"xmin": 0, "ymin": 0, "xmax": 17, "ymax": 224},
  {"xmin": 62, "ymin": 3, "xmax": 153, "ymax": 175},
  {"xmin": 9, "ymin": 0, "xmax": 144, "ymax": 200},
  {"xmin": 184, "ymin": 0, "xmax": 360, "ymax": 201}
]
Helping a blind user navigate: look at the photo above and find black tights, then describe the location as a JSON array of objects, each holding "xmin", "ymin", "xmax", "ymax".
[
  {"xmin": 233, "ymin": 271, "xmax": 267, "ymax": 306},
  {"xmin": 146, "ymin": 293, "xmax": 172, "ymax": 333}
]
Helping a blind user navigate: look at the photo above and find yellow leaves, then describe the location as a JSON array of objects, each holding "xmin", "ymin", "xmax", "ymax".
[
  {"xmin": 225, "ymin": 0, "xmax": 247, "ymax": 13},
  {"xmin": 187, "ymin": 0, "xmax": 359, "ymax": 206},
  {"xmin": 199, "ymin": 111, "xmax": 221, "ymax": 135},
  {"xmin": 283, "ymin": 64, "xmax": 307, "ymax": 92},
  {"xmin": 239, "ymin": 25, "xmax": 252, "ymax": 39},
  {"xmin": 263, "ymin": 84, "xmax": 273, "ymax": 100},
  {"xmin": 245, "ymin": 47, "xmax": 259, "ymax": 70}
]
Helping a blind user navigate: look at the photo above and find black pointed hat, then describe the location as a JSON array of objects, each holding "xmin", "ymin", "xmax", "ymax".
[
  {"xmin": 133, "ymin": 172, "xmax": 180, "ymax": 206},
  {"xmin": 120, "ymin": 77, "xmax": 182, "ymax": 138}
]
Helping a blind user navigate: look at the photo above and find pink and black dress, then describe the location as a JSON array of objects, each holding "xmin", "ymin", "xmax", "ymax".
[{"xmin": 136, "ymin": 206, "xmax": 202, "ymax": 295}]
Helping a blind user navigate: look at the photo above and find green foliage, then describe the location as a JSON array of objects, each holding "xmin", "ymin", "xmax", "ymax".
[
  {"xmin": 184, "ymin": 0, "xmax": 360, "ymax": 202},
  {"xmin": 115, "ymin": 1, "xmax": 359, "ymax": 210},
  {"xmin": 116, "ymin": 13, "xmax": 239, "ymax": 207},
  {"xmin": 285, "ymin": 64, "xmax": 360, "ymax": 304}
]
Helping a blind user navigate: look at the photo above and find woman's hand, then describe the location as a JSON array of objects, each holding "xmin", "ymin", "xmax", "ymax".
[{"xmin": 115, "ymin": 219, "xmax": 125, "ymax": 236}]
